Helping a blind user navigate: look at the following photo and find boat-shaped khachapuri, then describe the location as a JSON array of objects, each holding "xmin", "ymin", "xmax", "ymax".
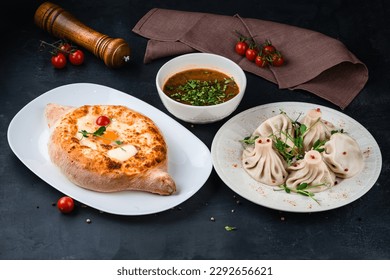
[{"xmin": 45, "ymin": 103, "xmax": 176, "ymax": 195}]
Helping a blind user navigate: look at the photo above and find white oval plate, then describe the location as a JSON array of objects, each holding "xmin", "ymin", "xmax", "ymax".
[
  {"xmin": 211, "ymin": 102, "xmax": 382, "ymax": 213},
  {"xmin": 7, "ymin": 83, "xmax": 212, "ymax": 215}
]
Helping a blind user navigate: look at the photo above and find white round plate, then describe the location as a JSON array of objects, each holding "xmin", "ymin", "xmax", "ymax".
[
  {"xmin": 8, "ymin": 83, "xmax": 212, "ymax": 216},
  {"xmin": 211, "ymin": 102, "xmax": 382, "ymax": 213}
]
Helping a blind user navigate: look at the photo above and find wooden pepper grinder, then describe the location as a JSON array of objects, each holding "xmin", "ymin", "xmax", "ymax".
[{"xmin": 34, "ymin": 1, "xmax": 131, "ymax": 68}]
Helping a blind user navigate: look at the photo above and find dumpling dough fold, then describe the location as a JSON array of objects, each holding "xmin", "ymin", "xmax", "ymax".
[
  {"xmin": 254, "ymin": 113, "xmax": 295, "ymax": 149},
  {"xmin": 242, "ymin": 136, "xmax": 288, "ymax": 186},
  {"xmin": 301, "ymin": 108, "xmax": 335, "ymax": 151},
  {"xmin": 323, "ymin": 133, "xmax": 364, "ymax": 178},
  {"xmin": 286, "ymin": 150, "xmax": 336, "ymax": 192}
]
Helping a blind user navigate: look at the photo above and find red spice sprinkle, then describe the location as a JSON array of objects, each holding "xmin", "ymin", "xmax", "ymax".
[
  {"xmin": 293, "ymin": 163, "xmax": 298, "ymax": 167},
  {"xmin": 342, "ymin": 151, "xmax": 347, "ymax": 155},
  {"xmin": 266, "ymin": 139, "xmax": 271, "ymax": 142},
  {"xmin": 310, "ymin": 155, "xmax": 316, "ymax": 159},
  {"xmin": 344, "ymin": 168, "xmax": 349, "ymax": 172},
  {"xmin": 272, "ymin": 180, "xmax": 276, "ymax": 183},
  {"xmin": 258, "ymin": 139, "xmax": 262, "ymax": 143},
  {"xmin": 316, "ymin": 108, "xmax": 321, "ymax": 112}
]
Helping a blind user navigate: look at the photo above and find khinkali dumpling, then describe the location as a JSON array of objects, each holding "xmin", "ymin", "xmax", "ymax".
[
  {"xmin": 254, "ymin": 112, "xmax": 295, "ymax": 148},
  {"xmin": 323, "ymin": 133, "xmax": 364, "ymax": 178},
  {"xmin": 301, "ymin": 108, "xmax": 335, "ymax": 151},
  {"xmin": 242, "ymin": 136, "xmax": 288, "ymax": 186},
  {"xmin": 286, "ymin": 150, "xmax": 336, "ymax": 192}
]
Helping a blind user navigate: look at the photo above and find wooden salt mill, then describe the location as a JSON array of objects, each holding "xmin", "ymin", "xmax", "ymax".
[{"xmin": 34, "ymin": 1, "xmax": 131, "ymax": 68}]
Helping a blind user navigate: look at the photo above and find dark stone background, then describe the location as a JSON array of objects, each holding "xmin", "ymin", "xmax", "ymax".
[{"xmin": 1, "ymin": 0, "xmax": 389, "ymax": 259}]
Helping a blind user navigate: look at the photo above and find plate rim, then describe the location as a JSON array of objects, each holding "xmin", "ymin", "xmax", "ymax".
[{"xmin": 7, "ymin": 82, "xmax": 213, "ymax": 216}]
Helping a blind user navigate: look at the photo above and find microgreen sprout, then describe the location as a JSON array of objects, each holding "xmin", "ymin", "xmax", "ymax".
[
  {"xmin": 278, "ymin": 183, "xmax": 324, "ymax": 205},
  {"xmin": 239, "ymin": 135, "xmax": 259, "ymax": 145},
  {"xmin": 225, "ymin": 226, "xmax": 237, "ymax": 231}
]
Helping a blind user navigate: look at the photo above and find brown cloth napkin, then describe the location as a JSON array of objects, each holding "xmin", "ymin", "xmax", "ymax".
[{"xmin": 132, "ymin": 8, "xmax": 368, "ymax": 109}]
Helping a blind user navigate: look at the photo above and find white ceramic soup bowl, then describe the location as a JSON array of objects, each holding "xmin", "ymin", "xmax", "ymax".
[{"xmin": 156, "ymin": 53, "xmax": 247, "ymax": 124}]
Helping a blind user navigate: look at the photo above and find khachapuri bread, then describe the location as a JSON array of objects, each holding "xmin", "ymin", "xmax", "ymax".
[{"xmin": 45, "ymin": 103, "xmax": 176, "ymax": 195}]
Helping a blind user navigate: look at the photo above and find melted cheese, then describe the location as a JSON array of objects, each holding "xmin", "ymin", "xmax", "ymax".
[
  {"xmin": 107, "ymin": 144, "xmax": 138, "ymax": 161},
  {"xmin": 79, "ymin": 137, "xmax": 98, "ymax": 150}
]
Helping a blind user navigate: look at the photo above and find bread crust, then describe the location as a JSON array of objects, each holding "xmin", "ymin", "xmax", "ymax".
[{"xmin": 46, "ymin": 103, "xmax": 176, "ymax": 195}]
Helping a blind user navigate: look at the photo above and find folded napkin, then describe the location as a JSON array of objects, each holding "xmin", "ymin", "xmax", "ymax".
[{"xmin": 132, "ymin": 8, "xmax": 368, "ymax": 109}]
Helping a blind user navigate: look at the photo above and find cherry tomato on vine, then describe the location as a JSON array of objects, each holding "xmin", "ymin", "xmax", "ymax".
[
  {"xmin": 262, "ymin": 39, "xmax": 276, "ymax": 54},
  {"xmin": 235, "ymin": 41, "xmax": 249, "ymax": 56},
  {"xmin": 263, "ymin": 45, "xmax": 276, "ymax": 54},
  {"xmin": 271, "ymin": 52, "xmax": 285, "ymax": 66},
  {"xmin": 245, "ymin": 48, "xmax": 258, "ymax": 61},
  {"xmin": 255, "ymin": 55, "xmax": 268, "ymax": 68},
  {"xmin": 59, "ymin": 43, "xmax": 72, "ymax": 54},
  {"xmin": 96, "ymin": 116, "xmax": 111, "ymax": 126},
  {"xmin": 57, "ymin": 196, "xmax": 74, "ymax": 213},
  {"xmin": 51, "ymin": 53, "xmax": 67, "ymax": 69},
  {"xmin": 69, "ymin": 49, "xmax": 85, "ymax": 65}
]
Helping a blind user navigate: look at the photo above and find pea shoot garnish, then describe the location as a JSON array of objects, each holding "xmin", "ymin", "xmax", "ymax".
[
  {"xmin": 277, "ymin": 183, "xmax": 323, "ymax": 204},
  {"xmin": 239, "ymin": 135, "xmax": 259, "ymax": 145}
]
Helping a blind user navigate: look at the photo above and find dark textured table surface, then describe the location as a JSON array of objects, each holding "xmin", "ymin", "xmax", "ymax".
[{"xmin": 1, "ymin": 0, "xmax": 389, "ymax": 260}]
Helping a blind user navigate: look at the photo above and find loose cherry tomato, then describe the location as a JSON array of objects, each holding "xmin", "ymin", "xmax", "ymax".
[
  {"xmin": 235, "ymin": 41, "xmax": 248, "ymax": 56},
  {"xmin": 57, "ymin": 196, "xmax": 74, "ymax": 213},
  {"xmin": 96, "ymin": 116, "xmax": 111, "ymax": 126},
  {"xmin": 69, "ymin": 49, "xmax": 84, "ymax": 65},
  {"xmin": 59, "ymin": 43, "xmax": 72, "ymax": 54},
  {"xmin": 255, "ymin": 55, "xmax": 268, "ymax": 67},
  {"xmin": 245, "ymin": 48, "xmax": 258, "ymax": 61},
  {"xmin": 271, "ymin": 52, "xmax": 285, "ymax": 66}
]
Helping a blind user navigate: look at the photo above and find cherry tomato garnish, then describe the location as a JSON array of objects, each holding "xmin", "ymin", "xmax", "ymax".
[
  {"xmin": 57, "ymin": 196, "xmax": 74, "ymax": 213},
  {"xmin": 69, "ymin": 49, "xmax": 84, "ymax": 65},
  {"xmin": 96, "ymin": 116, "xmax": 111, "ymax": 126},
  {"xmin": 235, "ymin": 41, "xmax": 249, "ymax": 56},
  {"xmin": 51, "ymin": 53, "xmax": 67, "ymax": 69}
]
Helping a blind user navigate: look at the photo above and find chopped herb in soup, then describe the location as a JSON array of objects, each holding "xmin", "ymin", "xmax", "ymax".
[{"xmin": 163, "ymin": 68, "xmax": 239, "ymax": 106}]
